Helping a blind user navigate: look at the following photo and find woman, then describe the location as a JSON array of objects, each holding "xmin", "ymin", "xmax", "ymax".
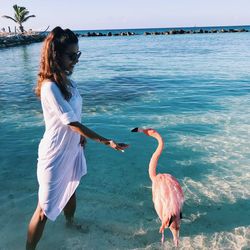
[{"xmin": 26, "ymin": 26, "xmax": 128, "ymax": 249}]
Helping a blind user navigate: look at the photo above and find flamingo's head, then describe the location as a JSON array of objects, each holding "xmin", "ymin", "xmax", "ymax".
[{"xmin": 131, "ymin": 127, "xmax": 156, "ymax": 136}]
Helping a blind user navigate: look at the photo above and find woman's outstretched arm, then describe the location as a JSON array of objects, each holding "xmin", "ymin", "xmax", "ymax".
[{"xmin": 68, "ymin": 121, "xmax": 128, "ymax": 151}]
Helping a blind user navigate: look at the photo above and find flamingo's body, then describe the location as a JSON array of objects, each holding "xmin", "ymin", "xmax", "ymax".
[{"xmin": 132, "ymin": 128, "xmax": 184, "ymax": 247}]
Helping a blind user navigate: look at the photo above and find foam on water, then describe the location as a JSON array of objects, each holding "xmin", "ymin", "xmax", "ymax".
[{"xmin": 175, "ymin": 95, "xmax": 250, "ymax": 203}]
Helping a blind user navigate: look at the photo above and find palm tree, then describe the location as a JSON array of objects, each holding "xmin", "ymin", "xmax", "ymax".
[{"xmin": 2, "ymin": 5, "xmax": 36, "ymax": 33}]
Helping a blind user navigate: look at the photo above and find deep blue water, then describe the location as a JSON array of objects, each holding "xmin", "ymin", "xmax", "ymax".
[{"xmin": 0, "ymin": 29, "xmax": 249, "ymax": 249}]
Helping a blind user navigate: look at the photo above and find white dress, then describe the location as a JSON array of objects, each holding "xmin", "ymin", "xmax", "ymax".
[{"xmin": 37, "ymin": 80, "xmax": 87, "ymax": 221}]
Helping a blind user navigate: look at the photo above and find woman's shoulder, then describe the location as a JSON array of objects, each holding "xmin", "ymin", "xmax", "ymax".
[
  {"xmin": 41, "ymin": 79, "xmax": 56, "ymax": 87},
  {"xmin": 41, "ymin": 80, "xmax": 58, "ymax": 90},
  {"xmin": 41, "ymin": 80, "xmax": 60, "ymax": 96}
]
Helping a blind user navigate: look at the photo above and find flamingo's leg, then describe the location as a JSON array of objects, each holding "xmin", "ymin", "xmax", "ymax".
[{"xmin": 161, "ymin": 231, "xmax": 164, "ymax": 244}]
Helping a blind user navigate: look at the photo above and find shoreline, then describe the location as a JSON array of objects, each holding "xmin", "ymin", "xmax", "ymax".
[
  {"xmin": 0, "ymin": 33, "xmax": 46, "ymax": 48},
  {"xmin": 78, "ymin": 27, "xmax": 249, "ymax": 37}
]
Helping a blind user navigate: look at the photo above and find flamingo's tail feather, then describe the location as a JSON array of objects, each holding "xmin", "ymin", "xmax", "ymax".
[{"xmin": 168, "ymin": 215, "xmax": 174, "ymax": 227}]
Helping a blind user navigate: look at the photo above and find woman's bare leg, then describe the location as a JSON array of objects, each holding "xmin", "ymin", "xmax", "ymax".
[
  {"xmin": 64, "ymin": 192, "xmax": 76, "ymax": 223},
  {"xmin": 63, "ymin": 192, "xmax": 89, "ymax": 232},
  {"xmin": 26, "ymin": 203, "xmax": 47, "ymax": 250}
]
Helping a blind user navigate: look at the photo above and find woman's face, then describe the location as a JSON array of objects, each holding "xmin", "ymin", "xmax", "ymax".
[{"xmin": 61, "ymin": 43, "xmax": 81, "ymax": 74}]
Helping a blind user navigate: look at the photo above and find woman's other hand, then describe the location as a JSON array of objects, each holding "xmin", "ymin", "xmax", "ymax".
[{"xmin": 80, "ymin": 135, "xmax": 87, "ymax": 148}]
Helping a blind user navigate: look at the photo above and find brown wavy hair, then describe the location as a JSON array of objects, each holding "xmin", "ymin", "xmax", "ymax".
[{"xmin": 35, "ymin": 26, "xmax": 78, "ymax": 100}]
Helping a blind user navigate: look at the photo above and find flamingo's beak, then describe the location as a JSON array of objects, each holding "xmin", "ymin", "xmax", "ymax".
[
  {"xmin": 131, "ymin": 127, "xmax": 139, "ymax": 132},
  {"xmin": 131, "ymin": 127, "xmax": 144, "ymax": 133},
  {"xmin": 131, "ymin": 127, "xmax": 154, "ymax": 135}
]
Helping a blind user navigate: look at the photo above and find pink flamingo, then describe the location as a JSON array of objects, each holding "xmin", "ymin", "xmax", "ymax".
[{"xmin": 132, "ymin": 127, "xmax": 184, "ymax": 247}]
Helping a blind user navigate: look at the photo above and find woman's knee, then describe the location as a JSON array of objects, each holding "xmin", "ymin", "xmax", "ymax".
[
  {"xmin": 39, "ymin": 211, "xmax": 47, "ymax": 222},
  {"xmin": 36, "ymin": 205, "xmax": 47, "ymax": 222}
]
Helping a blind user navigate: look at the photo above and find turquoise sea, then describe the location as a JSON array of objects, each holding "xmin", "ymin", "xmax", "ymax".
[{"xmin": 0, "ymin": 27, "xmax": 250, "ymax": 249}]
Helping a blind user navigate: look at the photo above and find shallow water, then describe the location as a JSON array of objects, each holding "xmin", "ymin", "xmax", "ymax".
[{"xmin": 0, "ymin": 32, "xmax": 249, "ymax": 249}]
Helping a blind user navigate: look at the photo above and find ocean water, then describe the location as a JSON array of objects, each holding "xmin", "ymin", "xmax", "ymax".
[{"xmin": 0, "ymin": 30, "xmax": 250, "ymax": 249}]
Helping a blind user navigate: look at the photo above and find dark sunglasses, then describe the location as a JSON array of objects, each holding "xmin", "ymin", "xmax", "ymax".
[{"xmin": 65, "ymin": 51, "xmax": 81, "ymax": 61}]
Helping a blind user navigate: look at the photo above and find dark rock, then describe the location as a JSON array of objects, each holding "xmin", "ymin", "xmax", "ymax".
[
  {"xmin": 239, "ymin": 29, "xmax": 248, "ymax": 32},
  {"xmin": 169, "ymin": 30, "xmax": 177, "ymax": 35},
  {"xmin": 152, "ymin": 32, "xmax": 161, "ymax": 35},
  {"xmin": 0, "ymin": 33, "xmax": 46, "ymax": 48}
]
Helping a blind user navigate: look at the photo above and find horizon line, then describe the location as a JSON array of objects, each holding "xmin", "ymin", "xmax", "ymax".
[{"xmin": 71, "ymin": 24, "xmax": 250, "ymax": 32}]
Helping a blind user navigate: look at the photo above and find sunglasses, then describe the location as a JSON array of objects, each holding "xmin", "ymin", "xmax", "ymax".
[{"xmin": 65, "ymin": 51, "xmax": 81, "ymax": 61}]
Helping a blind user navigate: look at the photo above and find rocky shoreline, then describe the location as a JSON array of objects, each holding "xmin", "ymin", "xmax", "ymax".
[
  {"xmin": 0, "ymin": 28, "xmax": 248, "ymax": 48},
  {"xmin": 79, "ymin": 28, "xmax": 249, "ymax": 37},
  {"xmin": 0, "ymin": 33, "xmax": 46, "ymax": 48}
]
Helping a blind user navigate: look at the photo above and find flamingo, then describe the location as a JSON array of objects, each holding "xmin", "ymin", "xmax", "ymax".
[{"xmin": 132, "ymin": 127, "xmax": 184, "ymax": 247}]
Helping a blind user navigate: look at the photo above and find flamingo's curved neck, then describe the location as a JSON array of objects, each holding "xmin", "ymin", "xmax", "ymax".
[{"xmin": 149, "ymin": 132, "xmax": 164, "ymax": 181}]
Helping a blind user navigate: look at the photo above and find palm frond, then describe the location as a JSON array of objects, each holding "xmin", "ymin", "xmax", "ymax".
[
  {"xmin": 13, "ymin": 4, "xmax": 26, "ymax": 14},
  {"xmin": 2, "ymin": 15, "xmax": 17, "ymax": 23},
  {"xmin": 20, "ymin": 10, "xmax": 29, "ymax": 16},
  {"xmin": 22, "ymin": 15, "xmax": 36, "ymax": 23}
]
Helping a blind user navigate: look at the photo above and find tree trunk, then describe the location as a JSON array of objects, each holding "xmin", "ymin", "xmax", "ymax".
[{"xmin": 19, "ymin": 25, "xmax": 24, "ymax": 33}]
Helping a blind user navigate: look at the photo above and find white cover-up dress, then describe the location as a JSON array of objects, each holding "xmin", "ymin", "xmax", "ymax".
[{"xmin": 37, "ymin": 80, "xmax": 87, "ymax": 221}]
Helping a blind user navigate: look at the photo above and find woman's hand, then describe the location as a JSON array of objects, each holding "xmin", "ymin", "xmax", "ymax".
[
  {"xmin": 108, "ymin": 140, "xmax": 129, "ymax": 152},
  {"xmin": 80, "ymin": 135, "xmax": 87, "ymax": 148}
]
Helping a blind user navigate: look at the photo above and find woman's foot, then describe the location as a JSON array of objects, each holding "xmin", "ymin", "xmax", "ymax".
[{"xmin": 66, "ymin": 218, "xmax": 89, "ymax": 233}]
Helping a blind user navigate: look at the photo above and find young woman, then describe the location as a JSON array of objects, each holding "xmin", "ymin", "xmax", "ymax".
[{"xmin": 26, "ymin": 26, "xmax": 128, "ymax": 249}]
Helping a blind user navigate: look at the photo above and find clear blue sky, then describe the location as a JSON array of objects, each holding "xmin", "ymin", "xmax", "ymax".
[{"xmin": 1, "ymin": 0, "xmax": 250, "ymax": 31}]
